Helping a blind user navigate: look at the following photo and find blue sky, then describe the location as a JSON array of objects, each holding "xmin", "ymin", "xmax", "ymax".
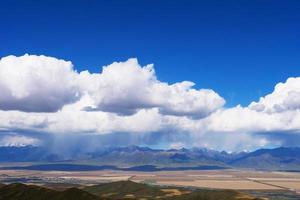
[{"xmin": 1, "ymin": 0, "xmax": 300, "ymax": 107}]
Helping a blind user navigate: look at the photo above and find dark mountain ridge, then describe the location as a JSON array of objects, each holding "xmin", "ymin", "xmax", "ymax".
[
  {"xmin": 229, "ymin": 147, "xmax": 300, "ymax": 170},
  {"xmin": 0, "ymin": 146, "xmax": 299, "ymax": 171}
]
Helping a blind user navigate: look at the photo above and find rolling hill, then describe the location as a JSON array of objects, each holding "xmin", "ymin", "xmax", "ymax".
[
  {"xmin": 0, "ymin": 183, "xmax": 101, "ymax": 200},
  {"xmin": 0, "ymin": 181, "xmax": 263, "ymax": 200},
  {"xmin": 83, "ymin": 180, "xmax": 165, "ymax": 199},
  {"xmin": 83, "ymin": 181, "xmax": 264, "ymax": 200}
]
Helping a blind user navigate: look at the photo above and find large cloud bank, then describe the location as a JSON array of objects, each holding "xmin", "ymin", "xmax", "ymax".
[
  {"xmin": 0, "ymin": 54, "xmax": 299, "ymax": 151},
  {"xmin": 0, "ymin": 55, "xmax": 224, "ymax": 117}
]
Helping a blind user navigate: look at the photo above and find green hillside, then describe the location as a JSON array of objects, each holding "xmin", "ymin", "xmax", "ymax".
[
  {"xmin": 83, "ymin": 180, "xmax": 165, "ymax": 199},
  {"xmin": 0, "ymin": 183, "xmax": 101, "ymax": 200},
  {"xmin": 0, "ymin": 181, "xmax": 263, "ymax": 200},
  {"xmin": 83, "ymin": 181, "xmax": 262, "ymax": 200},
  {"xmin": 55, "ymin": 187, "xmax": 102, "ymax": 200},
  {"xmin": 169, "ymin": 189, "xmax": 262, "ymax": 200}
]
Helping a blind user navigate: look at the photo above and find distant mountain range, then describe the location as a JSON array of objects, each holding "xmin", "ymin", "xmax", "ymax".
[{"xmin": 0, "ymin": 146, "xmax": 299, "ymax": 171}]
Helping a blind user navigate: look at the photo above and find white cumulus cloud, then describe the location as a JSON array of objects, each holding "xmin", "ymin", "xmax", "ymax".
[
  {"xmin": 0, "ymin": 54, "xmax": 80, "ymax": 112},
  {"xmin": 78, "ymin": 58, "xmax": 225, "ymax": 117},
  {"xmin": 249, "ymin": 77, "xmax": 300, "ymax": 113},
  {"xmin": 0, "ymin": 55, "xmax": 225, "ymax": 118}
]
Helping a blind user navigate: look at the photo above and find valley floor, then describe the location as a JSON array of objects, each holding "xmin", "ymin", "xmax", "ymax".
[{"xmin": 0, "ymin": 169, "xmax": 300, "ymax": 199}]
